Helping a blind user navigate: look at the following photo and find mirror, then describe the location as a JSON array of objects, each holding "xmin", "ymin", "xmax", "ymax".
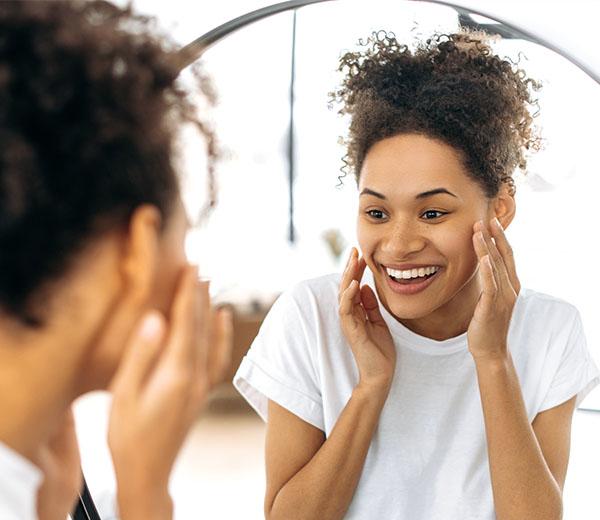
[{"xmin": 77, "ymin": 1, "xmax": 600, "ymax": 518}]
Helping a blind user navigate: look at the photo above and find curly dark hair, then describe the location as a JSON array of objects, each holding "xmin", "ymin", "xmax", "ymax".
[
  {"xmin": 331, "ymin": 30, "xmax": 541, "ymax": 197},
  {"xmin": 0, "ymin": 0, "xmax": 215, "ymax": 327}
]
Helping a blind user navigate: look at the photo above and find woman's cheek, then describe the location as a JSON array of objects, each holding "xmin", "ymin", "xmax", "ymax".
[
  {"xmin": 356, "ymin": 222, "xmax": 377, "ymax": 266},
  {"xmin": 449, "ymin": 227, "xmax": 479, "ymax": 273}
]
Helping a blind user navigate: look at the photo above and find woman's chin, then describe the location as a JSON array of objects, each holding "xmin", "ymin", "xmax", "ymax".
[
  {"xmin": 376, "ymin": 289, "xmax": 436, "ymax": 320},
  {"xmin": 374, "ymin": 277, "xmax": 442, "ymax": 321},
  {"xmin": 384, "ymin": 301, "xmax": 435, "ymax": 322}
]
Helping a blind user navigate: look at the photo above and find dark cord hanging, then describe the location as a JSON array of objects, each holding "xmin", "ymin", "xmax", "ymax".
[
  {"xmin": 288, "ymin": 9, "xmax": 298, "ymax": 243},
  {"xmin": 71, "ymin": 476, "xmax": 102, "ymax": 520}
]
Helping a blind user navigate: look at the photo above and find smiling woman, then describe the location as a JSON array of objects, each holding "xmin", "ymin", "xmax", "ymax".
[{"xmin": 233, "ymin": 28, "xmax": 600, "ymax": 520}]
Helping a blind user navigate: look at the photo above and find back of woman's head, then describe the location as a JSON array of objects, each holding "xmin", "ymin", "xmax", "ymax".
[
  {"xmin": 0, "ymin": 1, "xmax": 209, "ymax": 327},
  {"xmin": 332, "ymin": 30, "xmax": 541, "ymax": 198}
]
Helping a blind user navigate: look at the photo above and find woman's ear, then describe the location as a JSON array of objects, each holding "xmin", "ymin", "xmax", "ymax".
[
  {"xmin": 491, "ymin": 183, "xmax": 516, "ymax": 230},
  {"xmin": 120, "ymin": 204, "xmax": 162, "ymax": 304}
]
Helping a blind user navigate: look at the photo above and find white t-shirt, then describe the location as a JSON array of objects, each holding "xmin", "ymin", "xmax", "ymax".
[
  {"xmin": 0, "ymin": 441, "xmax": 43, "ymax": 520},
  {"xmin": 234, "ymin": 271, "xmax": 600, "ymax": 520}
]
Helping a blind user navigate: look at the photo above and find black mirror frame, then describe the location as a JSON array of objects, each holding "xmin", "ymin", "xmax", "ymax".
[{"xmin": 175, "ymin": 0, "xmax": 600, "ymax": 86}]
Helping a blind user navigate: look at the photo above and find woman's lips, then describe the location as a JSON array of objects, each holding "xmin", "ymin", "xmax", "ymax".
[{"xmin": 381, "ymin": 265, "xmax": 442, "ymax": 295}]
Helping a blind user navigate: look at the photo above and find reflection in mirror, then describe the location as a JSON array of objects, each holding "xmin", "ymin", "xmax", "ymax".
[
  {"xmin": 196, "ymin": 1, "xmax": 600, "ymax": 519},
  {"xmin": 74, "ymin": 1, "xmax": 600, "ymax": 519}
]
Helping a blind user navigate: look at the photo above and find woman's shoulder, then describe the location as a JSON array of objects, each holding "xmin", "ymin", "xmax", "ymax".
[
  {"xmin": 515, "ymin": 287, "xmax": 580, "ymax": 327},
  {"xmin": 518, "ymin": 287, "xmax": 579, "ymax": 313}
]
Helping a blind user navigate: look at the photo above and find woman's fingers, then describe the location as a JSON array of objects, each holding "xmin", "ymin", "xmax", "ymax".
[
  {"xmin": 360, "ymin": 285, "xmax": 385, "ymax": 325},
  {"xmin": 340, "ymin": 279, "xmax": 367, "ymax": 322},
  {"xmin": 339, "ymin": 248, "xmax": 368, "ymax": 304},
  {"xmin": 355, "ymin": 256, "xmax": 367, "ymax": 283},
  {"xmin": 339, "ymin": 279, "xmax": 360, "ymax": 317},
  {"xmin": 166, "ymin": 265, "xmax": 199, "ymax": 368},
  {"xmin": 473, "ymin": 221, "xmax": 508, "ymax": 289},
  {"xmin": 207, "ymin": 306, "xmax": 234, "ymax": 388},
  {"xmin": 473, "ymin": 226, "xmax": 508, "ymax": 289},
  {"xmin": 339, "ymin": 280, "xmax": 369, "ymax": 352},
  {"xmin": 472, "ymin": 225, "xmax": 491, "ymax": 263},
  {"xmin": 339, "ymin": 248, "xmax": 358, "ymax": 302},
  {"xmin": 477, "ymin": 254, "xmax": 498, "ymax": 313},
  {"xmin": 110, "ymin": 311, "xmax": 165, "ymax": 395},
  {"xmin": 489, "ymin": 217, "xmax": 521, "ymax": 292},
  {"xmin": 338, "ymin": 248, "xmax": 371, "ymax": 330},
  {"xmin": 194, "ymin": 280, "xmax": 211, "ymax": 375}
]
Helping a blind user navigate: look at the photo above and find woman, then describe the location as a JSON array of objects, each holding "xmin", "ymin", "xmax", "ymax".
[
  {"xmin": 0, "ymin": 2, "xmax": 231, "ymax": 519},
  {"xmin": 234, "ymin": 31, "xmax": 599, "ymax": 519}
]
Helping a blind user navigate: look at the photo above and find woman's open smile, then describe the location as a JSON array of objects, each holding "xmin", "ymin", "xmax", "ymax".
[{"xmin": 380, "ymin": 263, "xmax": 443, "ymax": 295}]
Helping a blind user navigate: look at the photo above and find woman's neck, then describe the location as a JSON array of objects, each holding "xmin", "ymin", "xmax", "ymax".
[{"xmin": 0, "ymin": 331, "xmax": 77, "ymax": 464}]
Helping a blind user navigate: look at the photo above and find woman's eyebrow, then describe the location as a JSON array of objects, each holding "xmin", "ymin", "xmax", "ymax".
[
  {"xmin": 359, "ymin": 187, "xmax": 457, "ymax": 200},
  {"xmin": 360, "ymin": 188, "xmax": 386, "ymax": 199},
  {"xmin": 416, "ymin": 188, "xmax": 457, "ymax": 199}
]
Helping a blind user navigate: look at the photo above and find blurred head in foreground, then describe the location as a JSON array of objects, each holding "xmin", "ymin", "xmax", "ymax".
[{"xmin": 0, "ymin": 0, "xmax": 214, "ymax": 391}]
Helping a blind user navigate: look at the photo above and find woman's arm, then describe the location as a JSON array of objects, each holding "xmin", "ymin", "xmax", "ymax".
[
  {"xmin": 531, "ymin": 396, "xmax": 576, "ymax": 491},
  {"xmin": 475, "ymin": 354, "xmax": 573, "ymax": 520},
  {"xmin": 265, "ymin": 384, "xmax": 389, "ymax": 520},
  {"xmin": 265, "ymin": 249, "xmax": 396, "ymax": 520},
  {"xmin": 469, "ymin": 218, "xmax": 570, "ymax": 520}
]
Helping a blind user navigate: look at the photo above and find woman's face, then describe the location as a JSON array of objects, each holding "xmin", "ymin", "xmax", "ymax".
[{"xmin": 357, "ymin": 133, "xmax": 494, "ymax": 324}]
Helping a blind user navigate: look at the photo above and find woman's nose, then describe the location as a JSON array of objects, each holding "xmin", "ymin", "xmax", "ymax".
[{"xmin": 380, "ymin": 220, "xmax": 427, "ymax": 258}]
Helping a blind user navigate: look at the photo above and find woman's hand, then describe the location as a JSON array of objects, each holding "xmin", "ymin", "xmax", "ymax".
[
  {"xmin": 35, "ymin": 408, "xmax": 82, "ymax": 520},
  {"xmin": 339, "ymin": 248, "xmax": 396, "ymax": 392},
  {"xmin": 108, "ymin": 265, "xmax": 233, "ymax": 520},
  {"xmin": 467, "ymin": 218, "xmax": 520, "ymax": 361}
]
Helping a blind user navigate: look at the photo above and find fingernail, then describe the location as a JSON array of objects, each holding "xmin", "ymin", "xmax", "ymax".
[
  {"xmin": 140, "ymin": 312, "xmax": 163, "ymax": 339},
  {"xmin": 189, "ymin": 264, "xmax": 200, "ymax": 280},
  {"xmin": 345, "ymin": 249, "xmax": 355, "ymax": 269},
  {"xmin": 218, "ymin": 306, "xmax": 233, "ymax": 322},
  {"xmin": 198, "ymin": 279, "xmax": 211, "ymax": 297},
  {"xmin": 493, "ymin": 217, "xmax": 502, "ymax": 230}
]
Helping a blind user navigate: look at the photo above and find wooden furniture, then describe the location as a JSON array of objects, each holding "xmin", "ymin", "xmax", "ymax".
[{"xmin": 208, "ymin": 303, "xmax": 272, "ymax": 411}]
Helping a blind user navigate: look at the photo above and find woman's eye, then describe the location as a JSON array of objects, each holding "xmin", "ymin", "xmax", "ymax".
[
  {"xmin": 421, "ymin": 210, "xmax": 447, "ymax": 220},
  {"xmin": 366, "ymin": 209, "xmax": 387, "ymax": 220}
]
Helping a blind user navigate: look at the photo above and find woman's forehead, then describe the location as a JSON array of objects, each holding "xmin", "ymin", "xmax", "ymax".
[
  {"xmin": 361, "ymin": 134, "xmax": 468, "ymax": 181},
  {"xmin": 357, "ymin": 138, "xmax": 496, "ymax": 204}
]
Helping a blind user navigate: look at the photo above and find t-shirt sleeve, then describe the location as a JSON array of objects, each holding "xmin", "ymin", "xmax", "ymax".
[
  {"xmin": 233, "ymin": 286, "xmax": 324, "ymax": 431},
  {"xmin": 538, "ymin": 309, "xmax": 600, "ymax": 412}
]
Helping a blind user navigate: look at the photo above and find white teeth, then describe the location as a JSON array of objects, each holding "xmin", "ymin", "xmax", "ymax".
[{"xmin": 385, "ymin": 266, "xmax": 439, "ymax": 280}]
